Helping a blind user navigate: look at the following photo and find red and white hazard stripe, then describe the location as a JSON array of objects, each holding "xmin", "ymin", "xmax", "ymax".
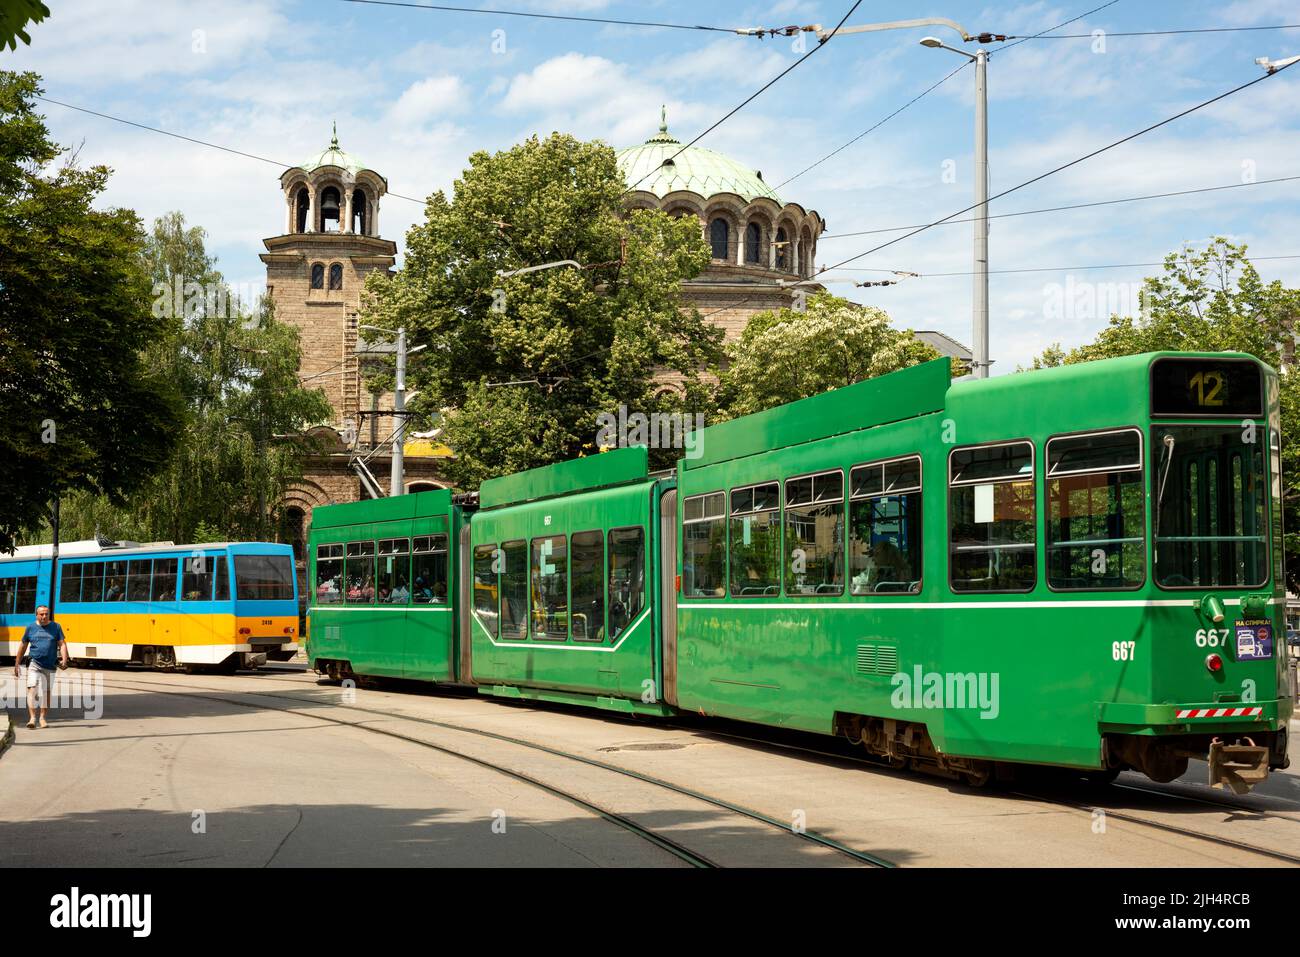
[{"xmin": 1175, "ymin": 706, "xmax": 1263, "ymax": 719}]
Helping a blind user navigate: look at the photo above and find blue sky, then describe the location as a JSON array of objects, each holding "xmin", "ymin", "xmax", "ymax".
[{"xmin": 8, "ymin": 0, "xmax": 1300, "ymax": 371}]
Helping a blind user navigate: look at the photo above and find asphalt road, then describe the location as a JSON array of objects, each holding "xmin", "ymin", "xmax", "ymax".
[{"xmin": 2, "ymin": 664, "xmax": 1297, "ymax": 867}]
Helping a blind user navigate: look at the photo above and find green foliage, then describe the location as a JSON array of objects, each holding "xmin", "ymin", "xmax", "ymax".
[
  {"xmin": 363, "ymin": 132, "xmax": 722, "ymax": 488},
  {"xmin": 0, "ymin": 71, "xmax": 184, "ymax": 553},
  {"xmin": 1031, "ymin": 239, "xmax": 1300, "ymax": 590},
  {"xmin": 0, "ymin": 0, "xmax": 48, "ymax": 51},
  {"xmin": 716, "ymin": 292, "xmax": 941, "ymax": 419},
  {"xmin": 41, "ymin": 213, "xmax": 333, "ymax": 546}
]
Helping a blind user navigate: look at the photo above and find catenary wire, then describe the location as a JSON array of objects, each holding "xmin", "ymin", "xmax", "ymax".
[
  {"xmin": 818, "ymin": 174, "xmax": 1300, "ymax": 240},
  {"xmin": 337, "ymin": 0, "xmax": 748, "ymax": 33},
  {"xmin": 33, "ymin": 95, "xmax": 429, "ymax": 206},
  {"xmin": 815, "ymin": 57, "xmax": 1298, "ymax": 279},
  {"xmin": 624, "ymin": 0, "xmax": 864, "ymax": 195}
]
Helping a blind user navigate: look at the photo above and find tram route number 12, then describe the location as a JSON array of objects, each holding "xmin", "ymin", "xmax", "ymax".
[
  {"xmin": 1112, "ymin": 641, "xmax": 1135, "ymax": 661},
  {"xmin": 1189, "ymin": 370, "xmax": 1224, "ymax": 407}
]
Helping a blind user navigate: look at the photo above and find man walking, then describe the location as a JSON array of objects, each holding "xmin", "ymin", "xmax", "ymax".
[{"xmin": 13, "ymin": 605, "xmax": 69, "ymax": 729}]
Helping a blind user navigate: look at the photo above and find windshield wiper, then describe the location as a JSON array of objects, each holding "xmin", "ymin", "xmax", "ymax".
[{"xmin": 1155, "ymin": 433, "xmax": 1176, "ymax": 533}]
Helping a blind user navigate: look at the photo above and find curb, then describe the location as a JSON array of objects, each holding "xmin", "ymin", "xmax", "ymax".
[{"xmin": 0, "ymin": 715, "xmax": 13, "ymax": 761}]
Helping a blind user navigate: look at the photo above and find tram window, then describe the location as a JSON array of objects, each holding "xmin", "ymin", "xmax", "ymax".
[
  {"xmin": 315, "ymin": 544, "xmax": 343, "ymax": 605},
  {"xmin": 152, "ymin": 558, "xmax": 178, "ymax": 602},
  {"xmin": 683, "ymin": 492, "xmax": 726, "ymax": 598},
  {"xmin": 571, "ymin": 531, "xmax": 604, "ymax": 642},
  {"xmin": 472, "ymin": 544, "xmax": 499, "ymax": 638},
  {"xmin": 1153, "ymin": 425, "xmax": 1268, "ymax": 588},
  {"xmin": 531, "ymin": 535, "xmax": 568, "ymax": 640},
  {"xmin": 235, "ymin": 555, "xmax": 294, "ymax": 601},
  {"xmin": 949, "ymin": 442, "xmax": 1036, "ymax": 592},
  {"xmin": 849, "ymin": 456, "xmax": 923, "ymax": 595},
  {"xmin": 14, "ymin": 576, "xmax": 37, "ymax": 615},
  {"xmin": 1047, "ymin": 430, "xmax": 1144, "ymax": 591},
  {"xmin": 785, "ymin": 471, "xmax": 844, "ymax": 596},
  {"xmin": 377, "ymin": 538, "xmax": 411, "ymax": 604},
  {"xmin": 104, "ymin": 561, "xmax": 127, "ymax": 602},
  {"xmin": 183, "ymin": 556, "xmax": 216, "ymax": 601},
  {"xmin": 0, "ymin": 577, "xmax": 14, "ymax": 614},
  {"xmin": 608, "ymin": 527, "xmax": 645, "ymax": 639},
  {"xmin": 500, "ymin": 540, "xmax": 528, "ymax": 639},
  {"xmin": 59, "ymin": 564, "xmax": 83, "ymax": 604},
  {"xmin": 81, "ymin": 562, "xmax": 104, "ymax": 603},
  {"xmin": 126, "ymin": 560, "xmax": 153, "ymax": 602},
  {"xmin": 214, "ymin": 555, "xmax": 231, "ymax": 602},
  {"xmin": 343, "ymin": 542, "xmax": 376, "ymax": 604},
  {"xmin": 730, "ymin": 482, "xmax": 781, "ymax": 597},
  {"xmin": 411, "ymin": 535, "xmax": 449, "ymax": 605}
]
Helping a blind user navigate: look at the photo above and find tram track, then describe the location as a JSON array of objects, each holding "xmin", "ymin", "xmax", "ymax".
[
  {"xmin": 97, "ymin": 671, "xmax": 893, "ymax": 868},
  {"xmin": 102, "ymin": 667, "xmax": 1299, "ymax": 867}
]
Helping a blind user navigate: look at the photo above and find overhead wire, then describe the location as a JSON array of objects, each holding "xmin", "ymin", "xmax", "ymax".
[
  {"xmin": 815, "ymin": 57, "xmax": 1299, "ymax": 280},
  {"xmin": 818, "ymin": 174, "xmax": 1300, "ymax": 240}
]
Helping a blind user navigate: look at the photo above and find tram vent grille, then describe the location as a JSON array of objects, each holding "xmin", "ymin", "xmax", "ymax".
[{"xmin": 856, "ymin": 645, "xmax": 898, "ymax": 676}]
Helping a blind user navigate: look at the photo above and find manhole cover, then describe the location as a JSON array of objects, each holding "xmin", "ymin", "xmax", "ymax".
[{"xmin": 597, "ymin": 743, "xmax": 689, "ymax": 752}]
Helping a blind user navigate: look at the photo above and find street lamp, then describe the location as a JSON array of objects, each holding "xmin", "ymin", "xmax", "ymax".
[{"xmin": 920, "ymin": 35, "xmax": 991, "ymax": 379}]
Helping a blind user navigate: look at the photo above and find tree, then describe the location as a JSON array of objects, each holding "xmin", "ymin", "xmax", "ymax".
[
  {"xmin": 716, "ymin": 292, "xmax": 941, "ymax": 419},
  {"xmin": 44, "ymin": 213, "xmax": 333, "ymax": 545},
  {"xmin": 0, "ymin": 0, "xmax": 48, "ymax": 51},
  {"xmin": 362, "ymin": 132, "xmax": 722, "ymax": 487},
  {"xmin": 0, "ymin": 71, "xmax": 183, "ymax": 553},
  {"xmin": 1031, "ymin": 238, "xmax": 1300, "ymax": 589}
]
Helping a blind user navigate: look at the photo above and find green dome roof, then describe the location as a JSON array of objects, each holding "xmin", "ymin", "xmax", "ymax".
[
  {"xmin": 616, "ymin": 108, "xmax": 783, "ymax": 204},
  {"xmin": 300, "ymin": 123, "xmax": 367, "ymax": 175}
]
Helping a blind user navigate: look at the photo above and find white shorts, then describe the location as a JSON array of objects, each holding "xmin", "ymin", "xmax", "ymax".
[{"xmin": 25, "ymin": 664, "xmax": 54, "ymax": 707}]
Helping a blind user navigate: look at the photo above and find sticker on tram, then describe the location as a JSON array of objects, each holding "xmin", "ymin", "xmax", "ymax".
[{"xmin": 1234, "ymin": 619, "xmax": 1273, "ymax": 661}]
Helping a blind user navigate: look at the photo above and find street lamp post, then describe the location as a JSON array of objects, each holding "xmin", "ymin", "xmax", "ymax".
[
  {"xmin": 358, "ymin": 323, "xmax": 412, "ymax": 497},
  {"xmin": 921, "ymin": 36, "xmax": 990, "ymax": 379}
]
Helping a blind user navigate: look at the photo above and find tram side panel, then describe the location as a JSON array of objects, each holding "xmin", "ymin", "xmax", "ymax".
[{"xmin": 466, "ymin": 479, "xmax": 667, "ymax": 712}]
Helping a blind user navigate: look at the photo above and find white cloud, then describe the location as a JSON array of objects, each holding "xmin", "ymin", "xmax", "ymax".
[{"xmin": 388, "ymin": 76, "xmax": 469, "ymax": 126}]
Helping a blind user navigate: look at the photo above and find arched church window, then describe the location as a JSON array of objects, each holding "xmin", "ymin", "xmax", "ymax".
[
  {"xmin": 320, "ymin": 186, "xmax": 341, "ymax": 232},
  {"xmin": 775, "ymin": 227, "xmax": 789, "ymax": 271},
  {"xmin": 295, "ymin": 187, "xmax": 309, "ymax": 233},
  {"xmin": 745, "ymin": 223, "xmax": 762, "ymax": 264},
  {"xmin": 311, "ymin": 264, "xmax": 324, "ymax": 289},
  {"xmin": 708, "ymin": 218, "xmax": 729, "ymax": 260},
  {"xmin": 351, "ymin": 189, "xmax": 368, "ymax": 235},
  {"xmin": 328, "ymin": 263, "xmax": 343, "ymax": 291}
]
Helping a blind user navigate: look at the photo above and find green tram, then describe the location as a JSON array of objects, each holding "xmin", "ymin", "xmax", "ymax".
[{"xmin": 308, "ymin": 352, "xmax": 1292, "ymax": 792}]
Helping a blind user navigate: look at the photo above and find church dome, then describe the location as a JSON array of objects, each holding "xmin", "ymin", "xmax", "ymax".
[
  {"xmin": 616, "ymin": 110, "xmax": 782, "ymax": 204},
  {"xmin": 300, "ymin": 123, "xmax": 368, "ymax": 175}
]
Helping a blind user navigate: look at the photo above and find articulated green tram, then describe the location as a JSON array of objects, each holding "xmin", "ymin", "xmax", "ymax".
[{"xmin": 308, "ymin": 352, "xmax": 1292, "ymax": 792}]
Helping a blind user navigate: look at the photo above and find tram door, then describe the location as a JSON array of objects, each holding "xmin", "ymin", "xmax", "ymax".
[{"xmin": 659, "ymin": 489, "xmax": 678, "ymax": 708}]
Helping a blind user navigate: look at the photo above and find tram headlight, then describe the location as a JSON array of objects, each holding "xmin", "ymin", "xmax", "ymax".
[{"xmin": 1200, "ymin": 595, "xmax": 1226, "ymax": 624}]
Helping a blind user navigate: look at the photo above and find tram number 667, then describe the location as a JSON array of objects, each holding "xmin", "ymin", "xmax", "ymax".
[
  {"xmin": 1195, "ymin": 628, "xmax": 1229, "ymax": 648},
  {"xmin": 1112, "ymin": 641, "xmax": 1136, "ymax": 661}
]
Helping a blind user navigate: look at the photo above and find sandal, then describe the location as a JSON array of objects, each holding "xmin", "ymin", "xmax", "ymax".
[{"xmin": 26, "ymin": 719, "xmax": 35, "ymax": 729}]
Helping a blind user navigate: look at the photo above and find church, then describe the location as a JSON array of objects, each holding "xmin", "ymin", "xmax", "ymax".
[{"xmin": 263, "ymin": 115, "xmax": 840, "ymax": 558}]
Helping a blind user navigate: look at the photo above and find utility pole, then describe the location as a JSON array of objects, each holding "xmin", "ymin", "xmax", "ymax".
[
  {"xmin": 921, "ymin": 36, "xmax": 992, "ymax": 378},
  {"xmin": 48, "ymin": 497, "xmax": 59, "ymax": 620},
  {"xmin": 973, "ymin": 47, "xmax": 990, "ymax": 380},
  {"xmin": 391, "ymin": 325, "xmax": 406, "ymax": 497}
]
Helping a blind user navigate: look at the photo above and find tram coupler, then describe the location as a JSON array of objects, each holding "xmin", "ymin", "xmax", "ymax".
[{"xmin": 1207, "ymin": 737, "xmax": 1269, "ymax": 795}]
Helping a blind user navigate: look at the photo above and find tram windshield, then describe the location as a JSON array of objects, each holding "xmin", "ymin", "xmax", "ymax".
[
  {"xmin": 1152, "ymin": 425, "xmax": 1268, "ymax": 588},
  {"xmin": 234, "ymin": 555, "xmax": 296, "ymax": 601}
]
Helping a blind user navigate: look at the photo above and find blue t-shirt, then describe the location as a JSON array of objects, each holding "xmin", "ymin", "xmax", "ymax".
[{"xmin": 23, "ymin": 621, "xmax": 65, "ymax": 669}]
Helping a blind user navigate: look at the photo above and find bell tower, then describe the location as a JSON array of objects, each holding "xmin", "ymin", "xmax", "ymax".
[{"xmin": 260, "ymin": 124, "xmax": 397, "ymax": 434}]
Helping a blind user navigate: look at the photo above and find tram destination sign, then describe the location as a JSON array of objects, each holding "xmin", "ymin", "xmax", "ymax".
[{"xmin": 1150, "ymin": 357, "xmax": 1263, "ymax": 418}]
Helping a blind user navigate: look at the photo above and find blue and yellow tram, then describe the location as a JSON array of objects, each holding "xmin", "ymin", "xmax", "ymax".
[{"xmin": 1, "ymin": 539, "xmax": 300, "ymax": 671}]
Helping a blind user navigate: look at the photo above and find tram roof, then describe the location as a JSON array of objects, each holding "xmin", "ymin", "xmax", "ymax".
[
  {"xmin": 309, "ymin": 486, "xmax": 456, "ymax": 529},
  {"xmin": 685, "ymin": 357, "xmax": 952, "ymax": 471},
  {"xmin": 0, "ymin": 540, "xmax": 285, "ymax": 562},
  {"xmin": 479, "ymin": 445, "xmax": 650, "ymax": 510}
]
